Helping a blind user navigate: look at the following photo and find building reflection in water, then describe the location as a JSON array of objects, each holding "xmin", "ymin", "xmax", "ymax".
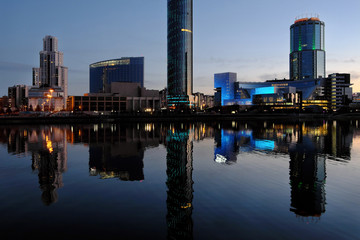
[
  {"xmin": 289, "ymin": 135, "xmax": 326, "ymax": 219},
  {"xmin": 211, "ymin": 120, "xmax": 355, "ymax": 220},
  {"xmin": 0, "ymin": 126, "xmax": 68, "ymax": 205},
  {"xmin": 214, "ymin": 122, "xmax": 276, "ymax": 164},
  {"xmin": 165, "ymin": 123, "xmax": 194, "ymax": 240},
  {"xmin": 0, "ymin": 119, "xmax": 357, "ymax": 216},
  {"xmin": 68, "ymin": 123, "xmax": 162, "ymax": 181}
]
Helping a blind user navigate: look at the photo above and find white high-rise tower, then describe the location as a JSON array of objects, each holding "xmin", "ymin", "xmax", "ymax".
[{"xmin": 32, "ymin": 35, "xmax": 68, "ymax": 100}]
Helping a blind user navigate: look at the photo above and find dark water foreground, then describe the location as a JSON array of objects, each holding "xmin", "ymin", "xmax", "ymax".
[{"xmin": 0, "ymin": 120, "xmax": 359, "ymax": 239}]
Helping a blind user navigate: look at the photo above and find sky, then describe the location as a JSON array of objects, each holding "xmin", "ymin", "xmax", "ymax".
[{"xmin": 0, "ymin": 0, "xmax": 359, "ymax": 97}]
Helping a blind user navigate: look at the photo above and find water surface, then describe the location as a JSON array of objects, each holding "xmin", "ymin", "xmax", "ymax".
[{"xmin": 0, "ymin": 120, "xmax": 359, "ymax": 239}]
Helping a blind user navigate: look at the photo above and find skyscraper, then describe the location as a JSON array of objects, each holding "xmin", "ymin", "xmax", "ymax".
[
  {"xmin": 167, "ymin": 0, "xmax": 193, "ymax": 108},
  {"xmin": 32, "ymin": 36, "xmax": 68, "ymax": 99},
  {"xmin": 29, "ymin": 36, "xmax": 68, "ymax": 111},
  {"xmin": 290, "ymin": 17, "xmax": 325, "ymax": 80}
]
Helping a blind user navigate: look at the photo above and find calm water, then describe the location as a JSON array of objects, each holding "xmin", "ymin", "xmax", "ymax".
[{"xmin": 0, "ymin": 120, "xmax": 359, "ymax": 239}]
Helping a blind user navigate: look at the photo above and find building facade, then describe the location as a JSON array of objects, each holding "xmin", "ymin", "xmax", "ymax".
[
  {"xmin": 32, "ymin": 36, "xmax": 68, "ymax": 99},
  {"xmin": 167, "ymin": 0, "xmax": 193, "ymax": 107},
  {"xmin": 68, "ymin": 82, "xmax": 160, "ymax": 113},
  {"xmin": 29, "ymin": 36, "xmax": 68, "ymax": 109},
  {"xmin": 214, "ymin": 72, "xmax": 236, "ymax": 106},
  {"xmin": 328, "ymin": 73, "xmax": 352, "ymax": 110},
  {"xmin": 89, "ymin": 57, "xmax": 144, "ymax": 93},
  {"xmin": 290, "ymin": 17, "xmax": 325, "ymax": 80},
  {"xmin": 8, "ymin": 85, "xmax": 28, "ymax": 110},
  {"xmin": 28, "ymin": 87, "xmax": 66, "ymax": 111}
]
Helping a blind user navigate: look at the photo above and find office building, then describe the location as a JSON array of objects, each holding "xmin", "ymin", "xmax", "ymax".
[
  {"xmin": 214, "ymin": 73, "xmax": 326, "ymax": 110},
  {"xmin": 89, "ymin": 57, "xmax": 144, "ymax": 93},
  {"xmin": 290, "ymin": 17, "xmax": 325, "ymax": 80},
  {"xmin": 167, "ymin": 0, "xmax": 193, "ymax": 108},
  {"xmin": 214, "ymin": 72, "xmax": 236, "ymax": 106},
  {"xmin": 68, "ymin": 82, "xmax": 160, "ymax": 113},
  {"xmin": 328, "ymin": 73, "xmax": 352, "ymax": 110}
]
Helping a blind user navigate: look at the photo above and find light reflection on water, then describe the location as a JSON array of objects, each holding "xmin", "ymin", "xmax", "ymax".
[{"xmin": 0, "ymin": 120, "xmax": 359, "ymax": 239}]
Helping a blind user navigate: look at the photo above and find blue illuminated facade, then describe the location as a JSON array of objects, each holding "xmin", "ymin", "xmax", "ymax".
[
  {"xmin": 214, "ymin": 76, "xmax": 323, "ymax": 107},
  {"xmin": 89, "ymin": 57, "xmax": 144, "ymax": 93},
  {"xmin": 290, "ymin": 17, "xmax": 325, "ymax": 80},
  {"xmin": 214, "ymin": 128, "xmax": 275, "ymax": 164},
  {"xmin": 167, "ymin": 0, "xmax": 193, "ymax": 107},
  {"xmin": 214, "ymin": 72, "xmax": 236, "ymax": 106}
]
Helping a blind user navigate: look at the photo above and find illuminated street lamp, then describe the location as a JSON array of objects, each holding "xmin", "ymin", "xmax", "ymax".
[{"xmin": 48, "ymin": 89, "xmax": 54, "ymax": 111}]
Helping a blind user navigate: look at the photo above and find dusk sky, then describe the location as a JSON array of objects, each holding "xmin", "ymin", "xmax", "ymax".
[{"xmin": 1, "ymin": 0, "xmax": 359, "ymax": 97}]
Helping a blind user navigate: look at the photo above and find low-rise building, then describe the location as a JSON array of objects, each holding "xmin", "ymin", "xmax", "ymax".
[
  {"xmin": 28, "ymin": 86, "xmax": 65, "ymax": 111},
  {"xmin": 67, "ymin": 82, "xmax": 160, "ymax": 113},
  {"xmin": 214, "ymin": 72, "xmax": 353, "ymax": 111},
  {"xmin": 328, "ymin": 73, "xmax": 352, "ymax": 110},
  {"xmin": 0, "ymin": 96, "xmax": 9, "ymax": 111},
  {"xmin": 8, "ymin": 85, "xmax": 28, "ymax": 110}
]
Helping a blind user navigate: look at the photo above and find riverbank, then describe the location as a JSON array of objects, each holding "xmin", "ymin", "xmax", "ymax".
[{"xmin": 1, "ymin": 112, "xmax": 360, "ymax": 124}]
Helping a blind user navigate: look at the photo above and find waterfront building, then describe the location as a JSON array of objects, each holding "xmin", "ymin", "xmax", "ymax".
[
  {"xmin": 68, "ymin": 82, "xmax": 160, "ymax": 113},
  {"xmin": 204, "ymin": 95, "xmax": 214, "ymax": 109},
  {"xmin": 8, "ymin": 85, "xmax": 28, "ymax": 110},
  {"xmin": 159, "ymin": 88, "xmax": 168, "ymax": 109},
  {"xmin": 214, "ymin": 72, "xmax": 236, "ymax": 107},
  {"xmin": 28, "ymin": 86, "xmax": 66, "ymax": 111},
  {"xmin": 167, "ymin": 0, "xmax": 193, "ymax": 108},
  {"xmin": 29, "ymin": 36, "xmax": 68, "ymax": 109},
  {"xmin": 33, "ymin": 36, "xmax": 68, "ymax": 98},
  {"xmin": 214, "ymin": 74, "xmax": 327, "ymax": 110},
  {"xmin": 290, "ymin": 17, "xmax": 325, "ymax": 80},
  {"xmin": 0, "ymin": 96, "xmax": 9, "ymax": 111},
  {"xmin": 327, "ymin": 73, "xmax": 352, "ymax": 110},
  {"xmin": 89, "ymin": 57, "xmax": 144, "ymax": 93},
  {"xmin": 215, "ymin": 73, "xmax": 353, "ymax": 111}
]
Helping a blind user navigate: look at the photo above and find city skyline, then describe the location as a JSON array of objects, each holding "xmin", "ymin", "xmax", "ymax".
[{"xmin": 0, "ymin": 0, "xmax": 359, "ymax": 97}]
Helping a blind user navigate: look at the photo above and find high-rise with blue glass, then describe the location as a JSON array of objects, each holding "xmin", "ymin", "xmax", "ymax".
[
  {"xmin": 167, "ymin": 0, "xmax": 193, "ymax": 108},
  {"xmin": 290, "ymin": 17, "xmax": 325, "ymax": 80}
]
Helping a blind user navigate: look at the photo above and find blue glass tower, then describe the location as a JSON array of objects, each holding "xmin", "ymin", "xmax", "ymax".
[
  {"xmin": 89, "ymin": 57, "xmax": 144, "ymax": 93},
  {"xmin": 290, "ymin": 17, "xmax": 325, "ymax": 80},
  {"xmin": 167, "ymin": 0, "xmax": 193, "ymax": 107}
]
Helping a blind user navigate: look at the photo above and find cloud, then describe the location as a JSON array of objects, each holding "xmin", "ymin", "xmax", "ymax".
[{"xmin": 0, "ymin": 61, "xmax": 32, "ymax": 72}]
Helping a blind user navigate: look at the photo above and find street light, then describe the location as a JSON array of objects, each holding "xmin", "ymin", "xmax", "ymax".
[{"xmin": 48, "ymin": 89, "xmax": 54, "ymax": 112}]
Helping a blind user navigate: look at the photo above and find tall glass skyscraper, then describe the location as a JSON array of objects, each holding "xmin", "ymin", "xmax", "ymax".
[
  {"xmin": 167, "ymin": 0, "xmax": 193, "ymax": 107},
  {"xmin": 290, "ymin": 17, "xmax": 325, "ymax": 80}
]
